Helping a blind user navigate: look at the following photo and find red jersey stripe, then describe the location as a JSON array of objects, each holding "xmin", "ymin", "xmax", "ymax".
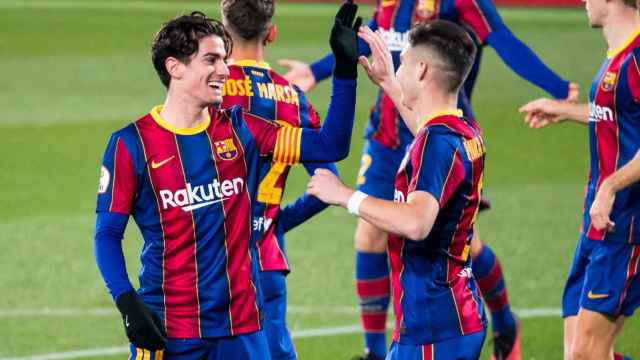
[
  {"xmin": 136, "ymin": 116, "xmax": 201, "ymax": 338},
  {"xmin": 109, "ymin": 138, "xmax": 137, "ymax": 214},
  {"xmin": 207, "ymin": 119, "xmax": 260, "ymax": 335}
]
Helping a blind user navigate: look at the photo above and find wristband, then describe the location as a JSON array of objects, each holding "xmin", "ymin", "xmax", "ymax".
[{"xmin": 347, "ymin": 190, "xmax": 368, "ymax": 215}]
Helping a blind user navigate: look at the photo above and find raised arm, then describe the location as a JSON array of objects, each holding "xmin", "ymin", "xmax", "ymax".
[
  {"xmin": 357, "ymin": 25, "xmax": 418, "ymax": 135},
  {"xmin": 255, "ymin": 2, "xmax": 361, "ymax": 163},
  {"xmin": 280, "ymin": 17, "xmax": 375, "ymax": 91},
  {"xmin": 458, "ymin": 0, "xmax": 575, "ymax": 100}
]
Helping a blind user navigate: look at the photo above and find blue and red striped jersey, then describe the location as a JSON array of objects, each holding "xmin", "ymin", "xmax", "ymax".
[
  {"xmin": 312, "ymin": 0, "xmax": 569, "ymax": 150},
  {"xmin": 221, "ymin": 60, "xmax": 322, "ymax": 272},
  {"xmin": 366, "ymin": 0, "xmax": 506, "ymax": 149},
  {"xmin": 582, "ymin": 28, "xmax": 640, "ymax": 244},
  {"xmin": 96, "ymin": 105, "xmax": 306, "ymax": 338},
  {"xmin": 389, "ymin": 110, "xmax": 486, "ymax": 345}
]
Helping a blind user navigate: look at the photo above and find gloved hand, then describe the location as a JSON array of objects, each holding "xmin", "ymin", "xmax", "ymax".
[
  {"xmin": 330, "ymin": 0, "xmax": 362, "ymax": 79},
  {"xmin": 115, "ymin": 289, "xmax": 167, "ymax": 351}
]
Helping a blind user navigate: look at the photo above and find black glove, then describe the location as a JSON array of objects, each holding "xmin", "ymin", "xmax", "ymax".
[
  {"xmin": 330, "ymin": 0, "xmax": 362, "ymax": 79},
  {"xmin": 115, "ymin": 289, "xmax": 167, "ymax": 351}
]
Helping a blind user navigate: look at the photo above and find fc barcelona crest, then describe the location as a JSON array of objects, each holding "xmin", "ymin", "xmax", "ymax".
[
  {"xmin": 416, "ymin": 0, "xmax": 436, "ymax": 18},
  {"xmin": 601, "ymin": 71, "xmax": 617, "ymax": 92},
  {"xmin": 214, "ymin": 138, "xmax": 238, "ymax": 161}
]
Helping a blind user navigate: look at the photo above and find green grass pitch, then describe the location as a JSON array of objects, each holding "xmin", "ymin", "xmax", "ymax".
[{"xmin": 0, "ymin": 0, "xmax": 638, "ymax": 358}]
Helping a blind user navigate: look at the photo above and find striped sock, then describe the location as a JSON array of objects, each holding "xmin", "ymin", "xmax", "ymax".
[
  {"xmin": 356, "ymin": 251, "xmax": 390, "ymax": 358},
  {"xmin": 473, "ymin": 244, "xmax": 516, "ymax": 335}
]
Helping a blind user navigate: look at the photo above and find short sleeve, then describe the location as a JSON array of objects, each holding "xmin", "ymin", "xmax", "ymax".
[
  {"xmin": 411, "ymin": 130, "xmax": 465, "ymax": 207},
  {"xmin": 96, "ymin": 134, "xmax": 138, "ymax": 214}
]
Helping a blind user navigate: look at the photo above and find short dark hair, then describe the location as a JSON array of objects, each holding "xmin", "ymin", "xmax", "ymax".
[
  {"xmin": 221, "ymin": 0, "xmax": 275, "ymax": 41},
  {"xmin": 151, "ymin": 11, "xmax": 232, "ymax": 88},
  {"xmin": 408, "ymin": 20, "xmax": 477, "ymax": 93},
  {"xmin": 622, "ymin": 0, "xmax": 638, "ymax": 8}
]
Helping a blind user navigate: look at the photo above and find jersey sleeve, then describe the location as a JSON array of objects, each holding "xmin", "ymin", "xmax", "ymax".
[
  {"xmin": 456, "ymin": 0, "xmax": 503, "ymax": 44},
  {"xmin": 96, "ymin": 133, "xmax": 138, "ymax": 215},
  {"xmin": 244, "ymin": 78, "xmax": 356, "ymax": 164},
  {"xmin": 411, "ymin": 130, "xmax": 465, "ymax": 207},
  {"xmin": 457, "ymin": 0, "xmax": 570, "ymax": 98},
  {"xmin": 241, "ymin": 110, "xmax": 303, "ymax": 163}
]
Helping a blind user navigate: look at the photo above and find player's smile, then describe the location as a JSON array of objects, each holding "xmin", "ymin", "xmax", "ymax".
[{"xmin": 208, "ymin": 79, "xmax": 225, "ymax": 97}]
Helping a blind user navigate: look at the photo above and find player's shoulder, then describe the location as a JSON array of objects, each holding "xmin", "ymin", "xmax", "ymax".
[
  {"xmin": 624, "ymin": 46, "xmax": 640, "ymax": 68},
  {"xmin": 110, "ymin": 119, "xmax": 143, "ymax": 147}
]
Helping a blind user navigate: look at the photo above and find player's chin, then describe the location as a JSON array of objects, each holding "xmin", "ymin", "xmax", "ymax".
[{"xmin": 207, "ymin": 93, "xmax": 224, "ymax": 106}]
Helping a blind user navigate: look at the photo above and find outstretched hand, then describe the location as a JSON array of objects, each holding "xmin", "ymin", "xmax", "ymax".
[
  {"xmin": 518, "ymin": 98, "xmax": 567, "ymax": 129},
  {"xmin": 357, "ymin": 26, "xmax": 396, "ymax": 89},
  {"xmin": 279, "ymin": 59, "xmax": 316, "ymax": 92},
  {"xmin": 307, "ymin": 168, "xmax": 354, "ymax": 206},
  {"xmin": 330, "ymin": 0, "xmax": 362, "ymax": 79}
]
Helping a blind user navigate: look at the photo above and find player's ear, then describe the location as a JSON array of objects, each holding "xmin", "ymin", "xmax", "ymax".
[
  {"xmin": 417, "ymin": 60, "xmax": 428, "ymax": 82},
  {"xmin": 265, "ymin": 24, "xmax": 277, "ymax": 45},
  {"xmin": 165, "ymin": 57, "xmax": 185, "ymax": 82}
]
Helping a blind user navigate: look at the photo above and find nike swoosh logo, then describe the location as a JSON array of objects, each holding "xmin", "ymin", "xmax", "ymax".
[
  {"xmin": 587, "ymin": 291, "xmax": 609, "ymax": 300},
  {"xmin": 151, "ymin": 156, "xmax": 175, "ymax": 169},
  {"xmin": 181, "ymin": 198, "xmax": 227, "ymax": 212},
  {"xmin": 125, "ymin": 315, "xmax": 130, "ymax": 327}
]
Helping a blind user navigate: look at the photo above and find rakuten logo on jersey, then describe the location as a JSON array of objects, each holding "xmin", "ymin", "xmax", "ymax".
[
  {"xmin": 378, "ymin": 29, "xmax": 409, "ymax": 52},
  {"xmin": 159, "ymin": 178, "xmax": 244, "ymax": 212},
  {"xmin": 589, "ymin": 102, "xmax": 614, "ymax": 122}
]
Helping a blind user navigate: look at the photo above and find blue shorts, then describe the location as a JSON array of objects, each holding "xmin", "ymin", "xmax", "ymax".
[
  {"xmin": 386, "ymin": 331, "xmax": 486, "ymax": 360},
  {"xmin": 562, "ymin": 234, "xmax": 640, "ymax": 318},
  {"xmin": 128, "ymin": 331, "xmax": 271, "ymax": 360},
  {"xmin": 356, "ymin": 139, "xmax": 406, "ymax": 200},
  {"xmin": 260, "ymin": 270, "xmax": 297, "ymax": 360}
]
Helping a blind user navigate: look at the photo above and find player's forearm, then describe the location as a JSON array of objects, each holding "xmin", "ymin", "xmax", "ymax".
[
  {"xmin": 354, "ymin": 196, "xmax": 434, "ymax": 241},
  {"xmin": 488, "ymin": 28, "xmax": 570, "ymax": 99},
  {"xmin": 95, "ymin": 212, "xmax": 134, "ymax": 301},
  {"xmin": 299, "ymin": 78, "xmax": 356, "ymax": 162},
  {"xmin": 601, "ymin": 150, "xmax": 640, "ymax": 194},
  {"xmin": 560, "ymin": 102, "xmax": 590, "ymax": 124},
  {"xmin": 380, "ymin": 79, "xmax": 418, "ymax": 135}
]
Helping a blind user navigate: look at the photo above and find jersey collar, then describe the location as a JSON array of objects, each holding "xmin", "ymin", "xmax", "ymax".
[
  {"xmin": 417, "ymin": 109, "xmax": 464, "ymax": 132},
  {"xmin": 150, "ymin": 106, "xmax": 211, "ymax": 135},
  {"xmin": 229, "ymin": 59, "xmax": 271, "ymax": 70},
  {"xmin": 607, "ymin": 26, "xmax": 640, "ymax": 59}
]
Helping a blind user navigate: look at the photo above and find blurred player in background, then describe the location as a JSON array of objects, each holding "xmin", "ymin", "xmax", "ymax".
[
  {"xmin": 94, "ymin": 7, "xmax": 360, "ymax": 359},
  {"xmin": 281, "ymin": 1, "xmax": 577, "ymax": 359},
  {"xmin": 519, "ymin": 1, "xmax": 640, "ymax": 358},
  {"xmin": 220, "ymin": 0, "xmax": 344, "ymax": 358},
  {"xmin": 308, "ymin": 20, "xmax": 487, "ymax": 360}
]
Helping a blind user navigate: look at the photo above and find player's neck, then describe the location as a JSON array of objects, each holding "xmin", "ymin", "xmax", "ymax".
[
  {"xmin": 230, "ymin": 40, "xmax": 267, "ymax": 64},
  {"xmin": 414, "ymin": 89, "xmax": 458, "ymax": 127},
  {"xmin": 603, "ymin": 7, "xmax": 640, "ymax": 52},
  {"xmin": 160, "ymin": 92, "xmax": 209, "ymax": 129}
]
